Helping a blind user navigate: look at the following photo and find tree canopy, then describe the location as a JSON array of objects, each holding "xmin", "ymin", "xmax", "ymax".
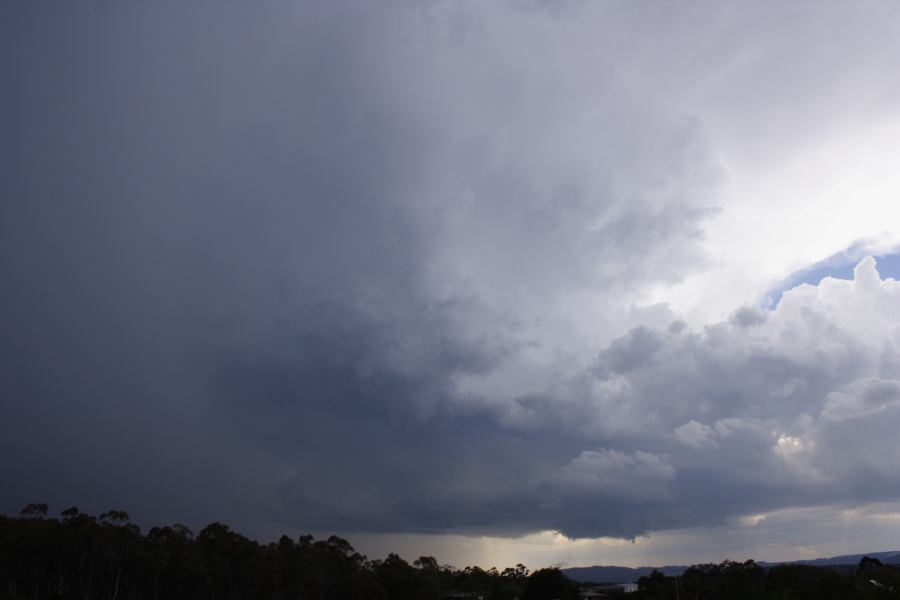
[{"xmin": 2, "ymin": 504, "xmax": 898, "ymax": 600}]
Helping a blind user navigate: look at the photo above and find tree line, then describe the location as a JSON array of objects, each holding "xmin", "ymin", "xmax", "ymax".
[
  {"xmin": 4, "ymin": 504, "xmax": 899, "ymax": 600},
  {"xmin": 633, "ymin": 556, "xmax": 900, "ymax": 600},
  {"xmin": 1, "ymin": 504, "xmax": 576, "ymax": 600}
]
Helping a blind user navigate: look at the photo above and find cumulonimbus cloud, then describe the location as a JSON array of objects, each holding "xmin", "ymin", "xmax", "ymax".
[{"xmin": 4, "ymin": 1, "xmax": 900, "ymax": 549}]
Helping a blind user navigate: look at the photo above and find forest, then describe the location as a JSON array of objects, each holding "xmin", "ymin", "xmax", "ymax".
[{"xmin": 2, "ymin": 504, "xmax": 899, "ymax": 600}]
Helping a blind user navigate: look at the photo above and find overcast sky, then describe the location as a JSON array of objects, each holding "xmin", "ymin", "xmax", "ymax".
[{"xmin": 3, "ymin": 0, "xmax": 900, "ymax": 570}]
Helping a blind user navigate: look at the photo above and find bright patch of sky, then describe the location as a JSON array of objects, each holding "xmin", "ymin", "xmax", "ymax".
[
  {"xmin": 765, "ymin": 246, "xmax": 900, "ymax": 308},
  {"xmin": 353, "ymin": 502, "xmax": 900, "ymax": 569}
]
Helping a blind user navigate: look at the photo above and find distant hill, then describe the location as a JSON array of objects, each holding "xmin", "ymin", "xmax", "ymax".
[
  {"xmin": 563, "ymin": 550, "xmax": 900, "ymax": 583},
  {"xmin": 757, "ymin": 550, "xmax": 900, "ymax": 567}
]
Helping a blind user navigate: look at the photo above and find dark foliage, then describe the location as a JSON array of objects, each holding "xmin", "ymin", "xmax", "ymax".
[
  {"xmin": 521, "ymin": 567, "xmax": 578, "ymax": 600},
  {"xmin": 4, "ymin": 505, "xmax": 899, "ymax": 600},
  {"xmin": 0, "ymin": 506, "xmax": 538, "ymax": 600},
  {"xmin": 635, "ymin": 557, "xmax": 900, "ymax": 600}
]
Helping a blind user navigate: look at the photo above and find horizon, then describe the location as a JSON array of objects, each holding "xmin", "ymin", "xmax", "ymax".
[
  {"xmin": 4, "ymin": 0, "xmax": 900, "ymax": 571},
  {"xmin": 4, "ymin": 505, "xmax": 899, "ymax": 573}
]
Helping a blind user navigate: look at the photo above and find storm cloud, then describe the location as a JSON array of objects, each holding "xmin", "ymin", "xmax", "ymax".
[{"xmin": 3, "ymin": 0, "xmax": 900, "ymax": 562}]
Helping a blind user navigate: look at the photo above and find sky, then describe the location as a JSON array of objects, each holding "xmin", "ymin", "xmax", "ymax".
[{"xmin": 3, "ymin": 0, "xmax": 900, "ymax": 570}]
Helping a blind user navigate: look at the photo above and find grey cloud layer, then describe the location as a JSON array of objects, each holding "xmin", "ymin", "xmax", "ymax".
[
  {"xmin": 267, "ymin": 259, "xmax": 900, "ymax": 539},
  {"xmin": 3, "ymin": 1, "xmax": 900, "ymax": 543}
]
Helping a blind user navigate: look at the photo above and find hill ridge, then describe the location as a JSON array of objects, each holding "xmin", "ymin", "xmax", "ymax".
[{"xmin": 562, "ymin": 550, "xmax": 900, "ymax": 583}]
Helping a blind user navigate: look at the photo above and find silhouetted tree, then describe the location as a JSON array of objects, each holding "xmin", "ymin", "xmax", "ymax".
[
  {"xmin": 20, "ymin": 503, "xmax": 49, "ymax": 518},
  {"xmin": 9, "ymin": 505, "xmax": 891, "ymax": 600},
  {"xmin": 522, "ymin": 567, "xmax": 577, "ymax": 600}
]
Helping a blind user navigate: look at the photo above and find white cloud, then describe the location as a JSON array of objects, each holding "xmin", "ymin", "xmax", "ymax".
[{"xmin": 546, "ymin": 257, "xmax": 900, "ymax": 530}]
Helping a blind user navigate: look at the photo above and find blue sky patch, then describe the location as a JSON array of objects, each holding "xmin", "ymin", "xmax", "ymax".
[{"xmin": 766, "ymin": 245, "xmax": 900, "ymax": 308}]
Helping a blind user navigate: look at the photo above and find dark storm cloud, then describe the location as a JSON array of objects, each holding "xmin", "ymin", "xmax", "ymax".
[
  {"xmin": 0, "ymin": 0, "xmax": 720, "ymax": 538},
  {"xmin": 6, "ymin": 0, "xmax": 900, "ymax": 550}
]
